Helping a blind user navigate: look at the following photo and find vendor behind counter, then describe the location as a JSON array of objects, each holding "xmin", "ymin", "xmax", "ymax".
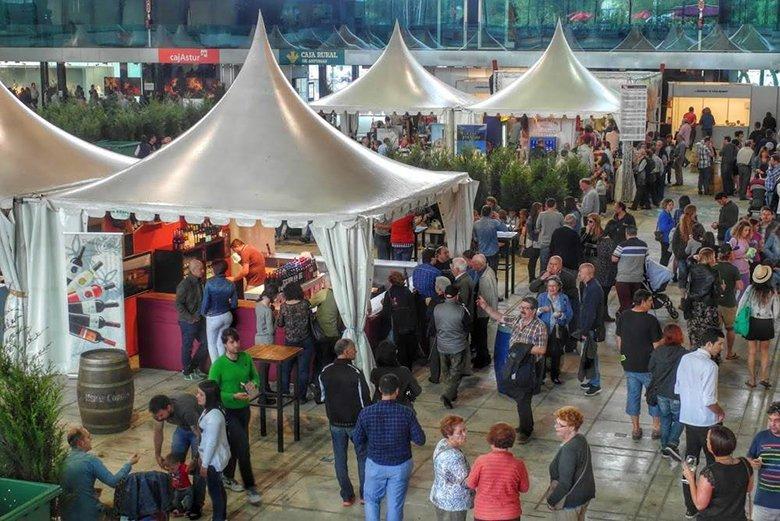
[{"xmin": 228, "ymin": 239, "xmax": 266, "ymax": 289}]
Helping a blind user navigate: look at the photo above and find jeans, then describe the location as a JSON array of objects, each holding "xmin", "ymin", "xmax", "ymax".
[
  {"xmin": 440, "ymin": 350, "xmax": 467, "ymax": 401},
  {"xmin": 392, "ymin": 246, "xmax": 413, "ymax": 261},
  {"xmin": 698, "ymin": 165, "xmax": 713, "ymax": 194},
  {"xmin": 330, "ymin": 425, "xmax": 367, "ymax": 501},
  {"xmin": 205, "ymin": 311, "xmax": 232, "ymax": 362},
  {"xmin": 625, "ymin": 371, "xmax": 660, "ymax": 417},
  {"xmin": 171, "ymin": 427, "xmax": 206, "ymax": 512},
  {"xmin": 206, "ymin": 466, "xmax": 227, "ymax": 521},
  {"xmin": 677, "ymin": 258, "xmax": 690, "ymax": 289},
  {"xmin": 224, "ymin": 407, "xmax": 256, "ymax": 490},
  {"xmin": 656, "ymin": 396, "xmax": 684, "ymax": 449},
  {"xmin": 281, "ymin": 336, "xmax": 315, "ymax": 399},
  {"xmin": 179, "ymin": 319, "xmax": 208, "ymax": 374},
  {"xmin": 539, "ymin": 246, "xmax": 551, "ymax": 271},
  {"xmin": 364, "ymin": 458, "xmax": 414, "ymax": 521},
  {"xmin": 376, "ymin": 234, "xmax": 392, "ymax": 260},
  {"xmin": 753, "ymin": 505, "xmax": 780, "ymax": 521}
]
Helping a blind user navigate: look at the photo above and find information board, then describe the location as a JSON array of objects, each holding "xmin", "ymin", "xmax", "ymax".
[{"xmin": 619, "ymin": 84, "xmax": 648, "ymax": 142}]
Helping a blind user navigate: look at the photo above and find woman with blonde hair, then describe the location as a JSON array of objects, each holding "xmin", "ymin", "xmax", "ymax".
[
  {"xmin": 546, "ymin": 407, "xmax": 595, "ymax": 520},
  {"xmin": 729, "ymin": 220, "xmax": 756, "ymax": 292},
  {"xmin": 686, "ymin": 247, "xmax": 721, "ymax": 348},
  {"xmin": 672, "ymin": 204, "xmax": 698, "ymax": 288},
  {"xmin": 430, "ymin": 415, "xmax": 472, "ymax": 520},
  {"xmin": 580, "ymin": 213, "xmax": 603, "ymax": 264}
]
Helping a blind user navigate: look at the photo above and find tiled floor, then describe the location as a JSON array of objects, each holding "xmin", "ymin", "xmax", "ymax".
[{"xmin": 62, "ymin": 171, "xmax": 779, "ymax": 520}]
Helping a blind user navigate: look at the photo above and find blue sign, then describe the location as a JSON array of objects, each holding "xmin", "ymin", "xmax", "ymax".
[
  {"xmin": 456, "ymin": 124, "xmax": 487, "ymax": 154},
  {"xmin": 530, "ymin": 136, "xmax": 558, "ymax": 152}
]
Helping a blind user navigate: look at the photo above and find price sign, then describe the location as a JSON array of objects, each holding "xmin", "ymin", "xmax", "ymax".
[{"xmin": 619, "ymin": 84, "xmax": 648, "ymax": 142}]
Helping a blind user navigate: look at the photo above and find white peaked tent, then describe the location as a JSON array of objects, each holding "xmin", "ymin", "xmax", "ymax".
[
  {"xmin": 46, "ymin": 13, "xmax": 476, "ymax": 377},
  {"xmin": 311, "ymin": 22, "xmax": 475, "ymax": 114},
  {"xmin": 470, "ymin": 20, "xmax": 619, "ymax": 117},
  {"xmin": 0, "ymin": 81, "xmax": 134, "ymax": 354},
  {"xmin": 612, "ymin": 27, "xmax": 656, "ymax": 51}
]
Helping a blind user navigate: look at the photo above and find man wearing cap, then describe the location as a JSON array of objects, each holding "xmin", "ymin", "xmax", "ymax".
[
  {"xmin": 711, "ymin": 192, "xmax": 739, "ymax": 245},
  {"xmin": 430, "ymin": 285, "xmax": 472, "ymax": 409}
]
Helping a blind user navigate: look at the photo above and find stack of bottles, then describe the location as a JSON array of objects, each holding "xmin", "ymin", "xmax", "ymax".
[
  {"xmin": 265, "ymin": 256, "xmax": 317, "ymax": 289},
  {"xmin": 172, "ymin": 224, "xmax": 225, "ymax": 251},
  {"xmin": 66, "ymin": 246, "xmax": 119, "ymax": 347}
]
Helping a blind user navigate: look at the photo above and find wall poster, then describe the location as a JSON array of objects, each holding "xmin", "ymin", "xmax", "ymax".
[{"xmin": 64, "ymin": 232, "xmax": 125, "ymax": 372}]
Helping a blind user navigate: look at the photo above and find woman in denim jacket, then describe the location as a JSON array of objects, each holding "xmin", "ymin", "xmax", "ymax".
[
  {"xmin": 200, "ymin": 260, "xmax": 237, "ymax": 362},
  {"xmin": 537, "ymin": 276, "xmax": 573, "ymax": 385}
]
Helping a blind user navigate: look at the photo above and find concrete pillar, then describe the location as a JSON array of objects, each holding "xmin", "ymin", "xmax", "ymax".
[{"xmin": 55, "ymin": 62, "xmax": 67, "ymax": 99}]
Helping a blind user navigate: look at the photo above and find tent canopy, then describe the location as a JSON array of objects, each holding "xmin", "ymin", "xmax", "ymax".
[
  {"xmin": 689, "ymin": 24, "xmax": 744, "ymax": 51},
  {"xmin": 0, "ymin": 83, "xmax": 135, "ymax": 209},
  {"xmin": 310, "ymin": 22, "xmax": 476, "ymax": 114},
  {"xmin": 470, "ymin": 20, "xmax": 619, "ymax": 117},
  {"xmin": 612, "ymin": 27, "xmax": 656, "ymax": 51},
  {"xmin": 50, "ymin": 18, "xmax": 469, "ymax": 227},
  {"xmin": 730, "ymin": 24, "xmax": 772, "ymax": 52}
]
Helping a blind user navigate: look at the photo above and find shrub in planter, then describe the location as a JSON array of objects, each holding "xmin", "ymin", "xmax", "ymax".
[
  {"xmin": 453, "ymin": 148, "xmax": 490, "ymax": 209},
  {"xmin": 557, "ymin": 156, "xmax": 591, "ymax": 195},
  {"xmin": 485, "ymin": 146, "xmax": 516, "ymax": 199},
  {"xmin": 500, "ymin": 160, "xmax": 533, "ymax": 211},
  {"xmin": 529, "ymin": 166, "xmax": 570, "ymax": 205}
]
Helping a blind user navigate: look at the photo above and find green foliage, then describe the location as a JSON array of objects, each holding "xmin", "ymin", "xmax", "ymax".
[
  {"xmin": 529, "ymin": 166, "xmax": 570, "ymax": 204},
  {"xmin": 452, "ymin": 149, "xmax": 490, "ymax": 207},
  {"xmin": 38, "ymin": 98, "xmax": 214, "ymax": 143},
  {"xmin": 0, "ymin": 329, "xmax": 67, "ymax": 484},
  {"xmin": 557, "ymin": 156, "xmax": 592, "ymax": 195},
  {"xmin": 500, "ymin": 160, "xmax": 533, "ymax": 212}
]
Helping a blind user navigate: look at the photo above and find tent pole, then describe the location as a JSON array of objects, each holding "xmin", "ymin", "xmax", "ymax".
[{"xmin": 446, "ymin": 108, "xmax": 457, "ymax": 152}]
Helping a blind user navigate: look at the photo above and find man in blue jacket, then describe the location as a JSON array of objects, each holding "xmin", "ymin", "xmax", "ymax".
[{"xmin": 577, "ymin": 263, "xmax": 605, "ymax": 396}]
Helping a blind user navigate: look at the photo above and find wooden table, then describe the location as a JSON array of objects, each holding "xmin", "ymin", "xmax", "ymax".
[{"xmin": 245, "ymin": 344, "xmax": 303, "ymax": 453}]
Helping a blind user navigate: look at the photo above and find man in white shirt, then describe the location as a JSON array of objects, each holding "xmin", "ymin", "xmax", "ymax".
[{"xmin": 675, "ymin": 328, "xmax": 725, "ymax": 518}]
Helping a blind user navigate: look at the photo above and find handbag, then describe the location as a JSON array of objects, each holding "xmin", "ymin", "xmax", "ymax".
[
  {"xmin": 309, "ymin": 311, "xmax": 325, "ymax": 342},
  {"xmin": 734, "ymin": 302, "xmax": 751, "ymax": 338},
  {"xmin": 542, "ymin": 444, "xmax": 591, "ymax": 516}
]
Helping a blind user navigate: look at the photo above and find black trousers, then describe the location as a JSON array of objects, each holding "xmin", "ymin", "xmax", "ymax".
[
  {"xmin": 224, "ymin": 407, "xmax": 256, "ymax": 490},
  {"xmin": 721, "ymin": 164, "xmax": 735, "ymax": 196},
  {"xmin": 682, "ymin": 423, "xmax": 716, "ymax": 514},
  {"xmin": 428, "ymin": 336, "xmax": 440, "ymax": 382},
  {"xmin": 541, "ymin": 338, "xmax": 563, "ymax": 381},
  {"xmin": 514, "ymin": 389, "xmax": 534, "ymax": 437},
  {"xmin": 394, "ymin": 332, "xmax": 419, "ymax": 370},
  {"xmin": 526, "ymin": 247, "xmax": 540, "ymax": 282},
  {"xmin": 471, "ymin": 317, "xmax": 491, "ymax": 368},
  {"xmin": 660, "ymin": 242, "xmax": 672, "ymax": 267},
  {"xmin": 738, "ymin": 164, "xmax": 751, "ymax": 199}
]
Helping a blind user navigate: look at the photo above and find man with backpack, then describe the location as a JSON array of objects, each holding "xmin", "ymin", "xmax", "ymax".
[{"xmin": 477, "ymin": 295, "xmax": 547, "ymax": 444}]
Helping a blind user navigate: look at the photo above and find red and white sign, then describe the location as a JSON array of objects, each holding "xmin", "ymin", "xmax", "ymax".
[{"xmin": 157, "ymin": 48, "xmax": 221, "ymax": 65}]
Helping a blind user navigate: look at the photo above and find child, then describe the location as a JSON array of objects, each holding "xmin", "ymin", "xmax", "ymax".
[{"xmin": 163, "ymin": 453, "xmax": 193, "ymax": 517}]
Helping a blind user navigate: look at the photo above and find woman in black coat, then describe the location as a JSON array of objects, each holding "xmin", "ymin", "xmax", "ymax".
[
  {"xmin": 370, "ymin": 340, "xmax": 422, "ymax": 408},
  {"xmin": 381, "ymin": 271, "xmax": 419, "ymax": 369}
]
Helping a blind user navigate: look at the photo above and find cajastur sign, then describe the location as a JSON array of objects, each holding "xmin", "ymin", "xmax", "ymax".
[{"xmin": 157, "ymin": 48, "xmax": 221, "ymax": 64}]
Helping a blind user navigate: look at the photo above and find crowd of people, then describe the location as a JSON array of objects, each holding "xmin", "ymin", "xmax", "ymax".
[{"xmin": 58, "ymin": 117, "xmax": 780, "ymax": 520}]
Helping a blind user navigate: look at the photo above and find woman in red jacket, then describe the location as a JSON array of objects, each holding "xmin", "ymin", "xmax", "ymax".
[{"xmin": 390, "ymin": 213, "xmax": 416, "ymax": 261}]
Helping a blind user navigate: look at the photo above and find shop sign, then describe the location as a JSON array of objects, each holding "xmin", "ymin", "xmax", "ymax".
[
  {"xmin": 157, "ymin": 48, "xmax": 221, "ymax": 64},
  {"xmin": 278, "ymin": 49, "xmax": 345, "ymax": 66},
  {"xmin": 619, "ymin": 84, "xmax": 648, "ymax": 142}
]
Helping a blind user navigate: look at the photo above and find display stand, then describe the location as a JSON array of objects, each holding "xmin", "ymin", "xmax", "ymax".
[
  {"xmin": 246, "ymin": 343, "xmax": 302, "ymax": 453},
  {"xmin": 497, "ymin": 231, "xmax": 518, "ymax": 297}
]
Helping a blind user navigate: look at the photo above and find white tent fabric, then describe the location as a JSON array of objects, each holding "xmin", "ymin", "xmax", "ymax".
[
  {"xmin": 0, "ymin": 211, "xmax": 24, "ymax": 347},
  {"xmin": 469, "ymin": 20, "xmax": 620, "ymax": 117},
  {"xmin": 438, "ymin": 179, "xmax": 480, "ymax": 257},
  {"xmin": 312, "ymin": 218, "xmax": 375, "ymax": 379},
  {"xmin": 0, "ymin": 83, "xmax": 135, "ymax": 209},
  {"xmin": 46, "ymin": 13, "xmax": 472, "ymax": 375},
  {"xmin": 310, "ymin": 22, "xmax": 476, "ymax": 113}
]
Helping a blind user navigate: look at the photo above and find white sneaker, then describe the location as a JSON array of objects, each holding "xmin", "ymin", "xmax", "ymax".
[
  {"xmin": 246, "ymin": 488, "xmax": 261, "ymax": 505},
  {"xmin": 222, "ymin": 477, "xmax": 244, "ymax": 492}
]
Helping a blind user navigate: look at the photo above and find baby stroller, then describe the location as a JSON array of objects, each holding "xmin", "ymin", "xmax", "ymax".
[
  {"xmin": 749, "ymin": 185, "xmax": 767, "ymax": 216},
  {"xmin": 644, "ymin": 257, "xmax": 678, "ymax": 319}
]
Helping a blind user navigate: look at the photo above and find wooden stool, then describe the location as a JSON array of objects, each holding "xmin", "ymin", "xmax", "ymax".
[{"xmin": 246, "ymin": 344, "xmax": 303, "ymax": 453}]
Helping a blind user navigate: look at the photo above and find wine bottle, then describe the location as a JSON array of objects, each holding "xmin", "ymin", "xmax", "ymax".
[
  {"xmin": 69, "ymin": 313, "xmax": 120, "ymax": 329},
  {"xmin": 68, "ymin": 300, "xmax": 119, "ymax": 314},
  {"xmin": 67, "ymin": 261, "xmax": 104, "ymax": 293},
  {"xmin": 67, "ymin": 282, "xmax": 116, "ymax": 304},
  {"xmin": 68, "ymin": 323, "xmax": 117, "ymax": 346},
  {"xmin": 66, "ymin": 246, "xmax": 87, "ymax": 284}
]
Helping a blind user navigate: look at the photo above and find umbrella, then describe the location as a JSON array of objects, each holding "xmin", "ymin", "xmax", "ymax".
[
  {"xmin": 568, "ymin": 11, "xmax": 593, "ymax": 23},
  {"xmin": 633, "ymin": 10, "xmax": 652, "ymax": 20}
]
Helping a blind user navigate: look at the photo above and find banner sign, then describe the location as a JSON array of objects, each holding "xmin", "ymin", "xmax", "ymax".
[
  {"xmin": 278, "ymin": 49, "xmax": 345, "ymax": 65},
  {"xmin": 619, "ymin": 84, "xmax": 648, "ymax": 142},
  {"xmin": 158, "ymin": 48, "xmax": 221, "ymax": 64},
  {"xmin": 64, "ymin": 233, "xmax": 126, "ymax": 372},
  {"xmin": 456, "ymin": 124, "xmax": 487, "ymax": 154}
]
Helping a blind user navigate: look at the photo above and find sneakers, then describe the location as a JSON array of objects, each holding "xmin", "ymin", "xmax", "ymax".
[
  {"xmin": 584, "ymin": 385, "xmax": 601, "ymax": 396},
  {"xmin": 580, "ymin": 382, "xmax": 590, "ymax": 390},
  {"xmin": 182, "ymin": 371, "xmax": 196, "ymax": 381},
  {"xmin": 685, "ymin": 510, "xmax": 698, "ymax": 519},
  {"xmin": 632, "ymin": 428, "xmax": 643, "ymax": 441},
  {"xmin": 246, "ymin": 488, "xmax": 261, "ymax": 505},
  {"xmin": 441, "ymin": 395, "xmax": 453, "ymax": 409},
  {"xmin": 193, "ymin": 369, "xmax": 208, "ymax": 379},
  {"xmin": 660, "ymin": 447, "xmax": 672, "ymax": 460},
  {"xmin": 222, "ymin": 477, "xmax": 244, "ymax": 492}
]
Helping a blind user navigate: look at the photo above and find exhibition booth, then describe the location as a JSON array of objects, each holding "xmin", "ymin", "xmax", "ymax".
[{"xmin": 31, "ymin": 17, "xmax": 476, "ymax": 380}]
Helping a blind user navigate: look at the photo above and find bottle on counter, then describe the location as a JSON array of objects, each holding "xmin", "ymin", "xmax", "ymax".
[
  {"xmin": 67, "ymin": 282, "xmax": 116, "ymax": 304},
  {"xmin": 68, "ymin": 323, "xmax": 117, "ymax": 346},
  {"xmin": 69, "ymin": 313, "xmax": 121, "ymax": 329},
  {"xmin": 66, "ymin": 246, "xmax": 87, "ymax": 284},
  {"xmin": 67, "ymin": 261, "xmax": 104, "ymax": 293},
  {"xmin": 68, "ymin": 300, "xmax": 119, "ymax": 315}
]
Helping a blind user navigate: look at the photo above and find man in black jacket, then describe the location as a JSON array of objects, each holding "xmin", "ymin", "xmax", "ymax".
[
  {"xmin": 577, "ymin": 264, "xmax": 604, "ymax": 396},
  {"xmin": 319, "ymin": 339, "xmax": 371, "ymax": 507},
  {"xmin": 549, "ymin": 214, "xmax": 582, "ymax": 270},
  {"xmin": 175, "ymin": 258, "xmax": 208, "ymax": 380},
  {"xmin": 711, "ymin": 192, "xmax": 739, "ymax": 244}
]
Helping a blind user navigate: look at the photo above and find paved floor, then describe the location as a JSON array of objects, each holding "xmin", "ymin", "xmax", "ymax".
[{"xmin": 61, "ymin": 170, "xmax": 780, "ymax": 520}]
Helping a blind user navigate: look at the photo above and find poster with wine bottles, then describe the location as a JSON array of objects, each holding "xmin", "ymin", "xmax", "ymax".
[{"xmin": 64, "ymin": 232, "xmax": 125, "ymax": 371}]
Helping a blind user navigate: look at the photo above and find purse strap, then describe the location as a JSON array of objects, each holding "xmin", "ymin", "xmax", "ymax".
[{"xmin": 561, "ymin": 442, "xmax": 591, "ymax": 504}]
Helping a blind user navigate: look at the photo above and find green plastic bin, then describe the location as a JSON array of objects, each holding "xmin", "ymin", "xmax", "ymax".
[{"xmin": 0, "ymin": 478, "xmax": 61, "ymax": 521}]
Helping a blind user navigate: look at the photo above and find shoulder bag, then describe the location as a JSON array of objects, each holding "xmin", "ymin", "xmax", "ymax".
[
  {"xmin": 543, "ymin": 444, "xmax": 591, "ymax": 519},
  {"xmin": 734, "ymin": 301, "xmax": 751, "ymax": 338}
]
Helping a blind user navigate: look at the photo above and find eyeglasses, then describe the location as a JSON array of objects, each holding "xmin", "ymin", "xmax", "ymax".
[{"xmin": 554, "ymin": 421, "xmax": 570, "ymax": 429}]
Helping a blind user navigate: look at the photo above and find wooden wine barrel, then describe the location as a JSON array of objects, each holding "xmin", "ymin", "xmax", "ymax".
[{"xmin": 77, "ymin": 349, "xmax": 134, "ymax": 434}]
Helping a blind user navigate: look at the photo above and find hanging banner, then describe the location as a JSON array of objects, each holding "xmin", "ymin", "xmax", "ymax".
[
  {"xmin": 619, "ymin": 84, "xmax": 648, "ymax": 142},
  {"xmin": 64, "ymin": 233, "xmax": 126, "ymax": 372},
  {"xmin": 158, "ymin": 48, "xmax": 221, "ymax": 64},
  {"xmin": 278, "ymin": 49, "xmax": 345, "ymax": 65}
]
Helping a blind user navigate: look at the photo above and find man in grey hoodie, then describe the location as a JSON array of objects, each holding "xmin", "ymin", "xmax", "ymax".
[{"xmin": 430, "ymin": 285, "xmax": 472, "ymax": 409}]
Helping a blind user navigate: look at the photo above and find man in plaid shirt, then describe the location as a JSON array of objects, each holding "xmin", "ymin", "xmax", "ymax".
[
  {"xmin": 478, "ymin": 295, "xmax": 547, "ymax": 443},
  {"xmin": 764, "ymin": 152, "xmax": 780, "ymax": 210},
  {"xmin": 695, "ymin": 136, "xmax": 715, "ymax": 195}
]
